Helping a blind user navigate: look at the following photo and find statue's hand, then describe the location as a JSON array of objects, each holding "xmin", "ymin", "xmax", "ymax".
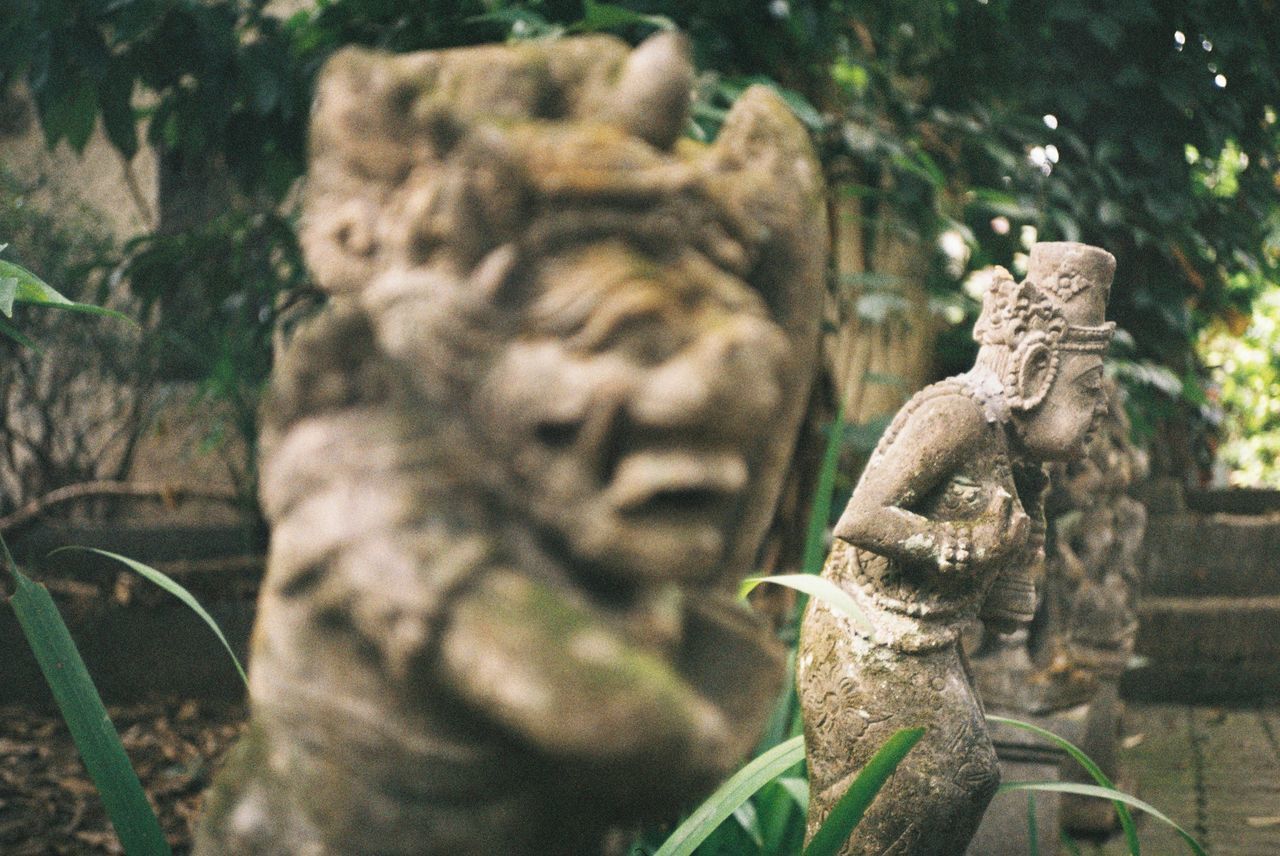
[
  {"xmin": 435, "ymin": 570, "xmax": 744, "ymax": 787},
  {"xmin": 967, "ymin": 488, "xmax": 1030, "ymax": 567}
]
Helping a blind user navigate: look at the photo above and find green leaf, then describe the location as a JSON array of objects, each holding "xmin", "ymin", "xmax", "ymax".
[
  {"xmin": 62, "ymin": 78, "xmax": 100, "ymax": 154},
  {"xmin": 999, "ymin": 782, "xmax": 1206, "ymax": 856},
  {"xmin": 988, "ymin": 715, "xmax": 1140, "ymax": 854},
  {"xmin": 467, "ymin": 9, "xmax": 565, "ymax": 40},
  {"xmin": 0, "ymin": 260, "xmax": 134, "ymax": 324},
  {"xmin": 757, "ymin": 775, "xmax": 805, "ymax": 855},
  {"xmin": 739, "ymin": 574, "xmax": 874, "ymax": 637},
  {"xmin": 803, "ymin": 727, "xmax": 926, "ymax": 856},
  {"xmin": 0, "ymin": 276, "xmax": 17, "ymax": 317},
  {"xmin": 652, "ymin": 736, "xmax": 805, "ymax": 856},
  {"xmin": 53, "ymin": 547, "xmax": 248, "ymax": 686},
  {"xmin": 804, "ymin": 402, "xmax": 846, "ymax": 575},
  {"xmin": 99, "ymin": 64, "xmax": 139, "ymax": 160},
  {"xmin": 732, "ymin": 799, "xmax": 764, "ymax": 848},
  {"xmin": 0, "ymin": 315, "xmax": 44, "ymax": 351},
  {"xmin": 1086, "ymin": 16, "xmax": 1124, "ymax": 50},
  {"xmin": 754, "ymin": 651, "xmax": 800, "ymax": 756},
  {"xmin": 777, "ymin": 776, "xmax": 809, "ymax": 809},
  {"xmin": 571, "ymin": 0, "xmax": 675, "ymax": 33},
  {"xmin": 4, "ymin": 542, "xmax": 172, "ymax": 856}
]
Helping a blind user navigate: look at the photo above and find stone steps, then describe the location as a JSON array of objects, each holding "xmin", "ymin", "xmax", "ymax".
[
  {"xmin": 1133, "ymin": 503, "xmax": 1280, "ymax": 702},
  {"xmin": 1142, "ymin": 513, "xmax": 1280, "ymax": 598},
  {"xmin": 1125, "ymin": 594, "xmax": 1280, "ymax": 701}
]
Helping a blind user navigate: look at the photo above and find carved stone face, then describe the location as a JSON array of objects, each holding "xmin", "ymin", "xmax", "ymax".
[
  {"xmin": 474, "ymin": 241, "xmax": 790, "ymax": 588},
  {"xmin": 1013, "ymin": 352, "xmax": 1107, "ymax": 460}
]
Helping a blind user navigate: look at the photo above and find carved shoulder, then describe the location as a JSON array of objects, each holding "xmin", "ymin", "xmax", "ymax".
[{"xmin": 868, "ymin": 383, "xmax": 991, "ymax": 479}]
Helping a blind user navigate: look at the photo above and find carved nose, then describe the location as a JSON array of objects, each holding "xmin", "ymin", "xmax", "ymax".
[{"xmin": 629, "ymin": 318, "xmax": 786, "ymax": 435}]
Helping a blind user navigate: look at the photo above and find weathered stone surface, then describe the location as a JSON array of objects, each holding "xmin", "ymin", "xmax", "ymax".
[
  {"xmin": 799, "ymin": 242, "xmax": 1116, "ymax": 855},
  {"xmin": 194, "ymin": 32, "xmax": 827, "ymax": 855}
]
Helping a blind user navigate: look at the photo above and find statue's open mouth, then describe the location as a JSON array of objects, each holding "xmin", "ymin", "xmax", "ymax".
[{"xmin": 609, "ymin": 450, "xmax": 747, "ymax": 518}]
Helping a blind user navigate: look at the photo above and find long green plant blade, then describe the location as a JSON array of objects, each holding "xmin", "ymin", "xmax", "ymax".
[
  {"xmin": 803, "ymin": 726, "xmax": 925, "ymax": 856},
  {"xmin": 0, "ymin": 258, "xmax": 133, "ymax": 322},
  {"xmin": 987, "ymin": 714, "xmax": 1139, "ymax": 854},
  {"xmin": 754, "ymin": 402, "xmax": 849, "ymax": 753},
  {"xmin": 803, "ymin": 400, "xmax": 846, "ymax": 576},
  {"xmin": 4, "ymin": 553, "xmax": 171, "ymax": 854},
  {"xmin": 778, "ymin": 775, "xmax": 809, "ymax": 808},
  {"xmin": 0, "ymin": 313, "xmax": 42, "ymax": 350},
  {"xmin": 752, "ymin": 658, "xmax": 803, "ymax": 852},
  {"xmin": 653, "ymin": 736, "xmax": 805, "ymax": 856},
  {"xmin": 53, "ymin": 547, "xmax": 248, "ymax": 686},
  {"xmin": 1000, "ymin": 781, "xmax": 1206, "ymax": 856},
  {"xmin": 740, "ymin": 573, "xmax": 874, "ymax": 637}
]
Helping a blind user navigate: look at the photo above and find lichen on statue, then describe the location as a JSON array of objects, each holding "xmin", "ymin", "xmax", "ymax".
[
  {"xmin": 798, "ymin": 242, "xmax": 1115, "ymax": 855},
  {"xmin": 194, "ymin": 32, "xmax": 827, "ymax": 856}
]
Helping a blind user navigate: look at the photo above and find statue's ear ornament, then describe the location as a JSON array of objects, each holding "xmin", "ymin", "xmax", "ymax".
[{"xmin": 1008, "ymin": 332, "xmax": 1057, "ymax": 411}]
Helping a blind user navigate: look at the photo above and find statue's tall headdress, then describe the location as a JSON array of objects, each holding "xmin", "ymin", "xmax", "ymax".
[{"xmin": 973, "ymin": 242, "xmax": 1115, "ymax": 410}]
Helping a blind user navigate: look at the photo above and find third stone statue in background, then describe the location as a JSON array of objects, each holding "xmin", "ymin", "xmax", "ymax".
[{"xmin": 798, "ymin": 242, "xmax": 1116, "ymax": 855}]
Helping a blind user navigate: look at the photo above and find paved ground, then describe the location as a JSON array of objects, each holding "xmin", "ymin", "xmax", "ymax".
[{"xmin": 1070, "ymin": 703, "xmax": 1280, "ymax": 856}]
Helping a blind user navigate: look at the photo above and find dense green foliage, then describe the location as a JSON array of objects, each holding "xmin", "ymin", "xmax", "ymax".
[
  {"xmin": 2, "ymin": 1, "xmax": 1278, "ymax": 477},
  {"xmin": 4, "ymin": 1, "xmax": 1278, "ymax": 478},
  {"xmin": 1200, "ymin": 287, "xmax": 1280, "ymax": 486}
]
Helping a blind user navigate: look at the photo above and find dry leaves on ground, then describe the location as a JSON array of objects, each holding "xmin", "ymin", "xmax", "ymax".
[{"xmin": 0, "ymin": 699, "xmax": 246, "ymax": 855}]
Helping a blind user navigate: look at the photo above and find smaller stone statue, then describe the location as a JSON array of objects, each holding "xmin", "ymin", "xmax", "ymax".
[
  {"xmin": 1031, "ymin": 380, "xmax": 1148, "ymax": 833},
  {"xmin": 1041, "ymin": 380, "xmax": 1147, "ymax": 694},
  {"xmin": 798, "ymin": 242, "xmax": 1115, "ymax": 855}
]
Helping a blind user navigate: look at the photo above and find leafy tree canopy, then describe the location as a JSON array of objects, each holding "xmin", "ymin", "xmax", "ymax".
[{"xmin": 2, "ymin": 0, "xmax": 1277, "ymax": 477}]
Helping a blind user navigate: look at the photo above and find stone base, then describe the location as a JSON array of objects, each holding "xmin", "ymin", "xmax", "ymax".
[{"xmin": 967, "ymin": 706, "xmax": 1087, "ymax": 856}]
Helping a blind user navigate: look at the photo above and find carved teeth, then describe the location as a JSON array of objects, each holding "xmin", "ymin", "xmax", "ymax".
[{"xmin": 609, "ymin": 450, "xmax": 747, "ymax": 512}]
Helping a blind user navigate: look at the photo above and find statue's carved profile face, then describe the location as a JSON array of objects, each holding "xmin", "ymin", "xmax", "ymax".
[
  {"xmin": 475, "ymin": 241, "xmax": 790, "ymax": 586},
  {"xmin": 1012, "ymin": 352, "xmax": 1107, "ymax": 460}
]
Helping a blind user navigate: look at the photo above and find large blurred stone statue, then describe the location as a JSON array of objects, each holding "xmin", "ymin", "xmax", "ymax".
[
  {"xmin": 798, "ymin": 243, "xmax": 1115, "ymax": 855},
  {"xmin": 194, "ymin": 33, "xmax": 827, "ymax": 856}
]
